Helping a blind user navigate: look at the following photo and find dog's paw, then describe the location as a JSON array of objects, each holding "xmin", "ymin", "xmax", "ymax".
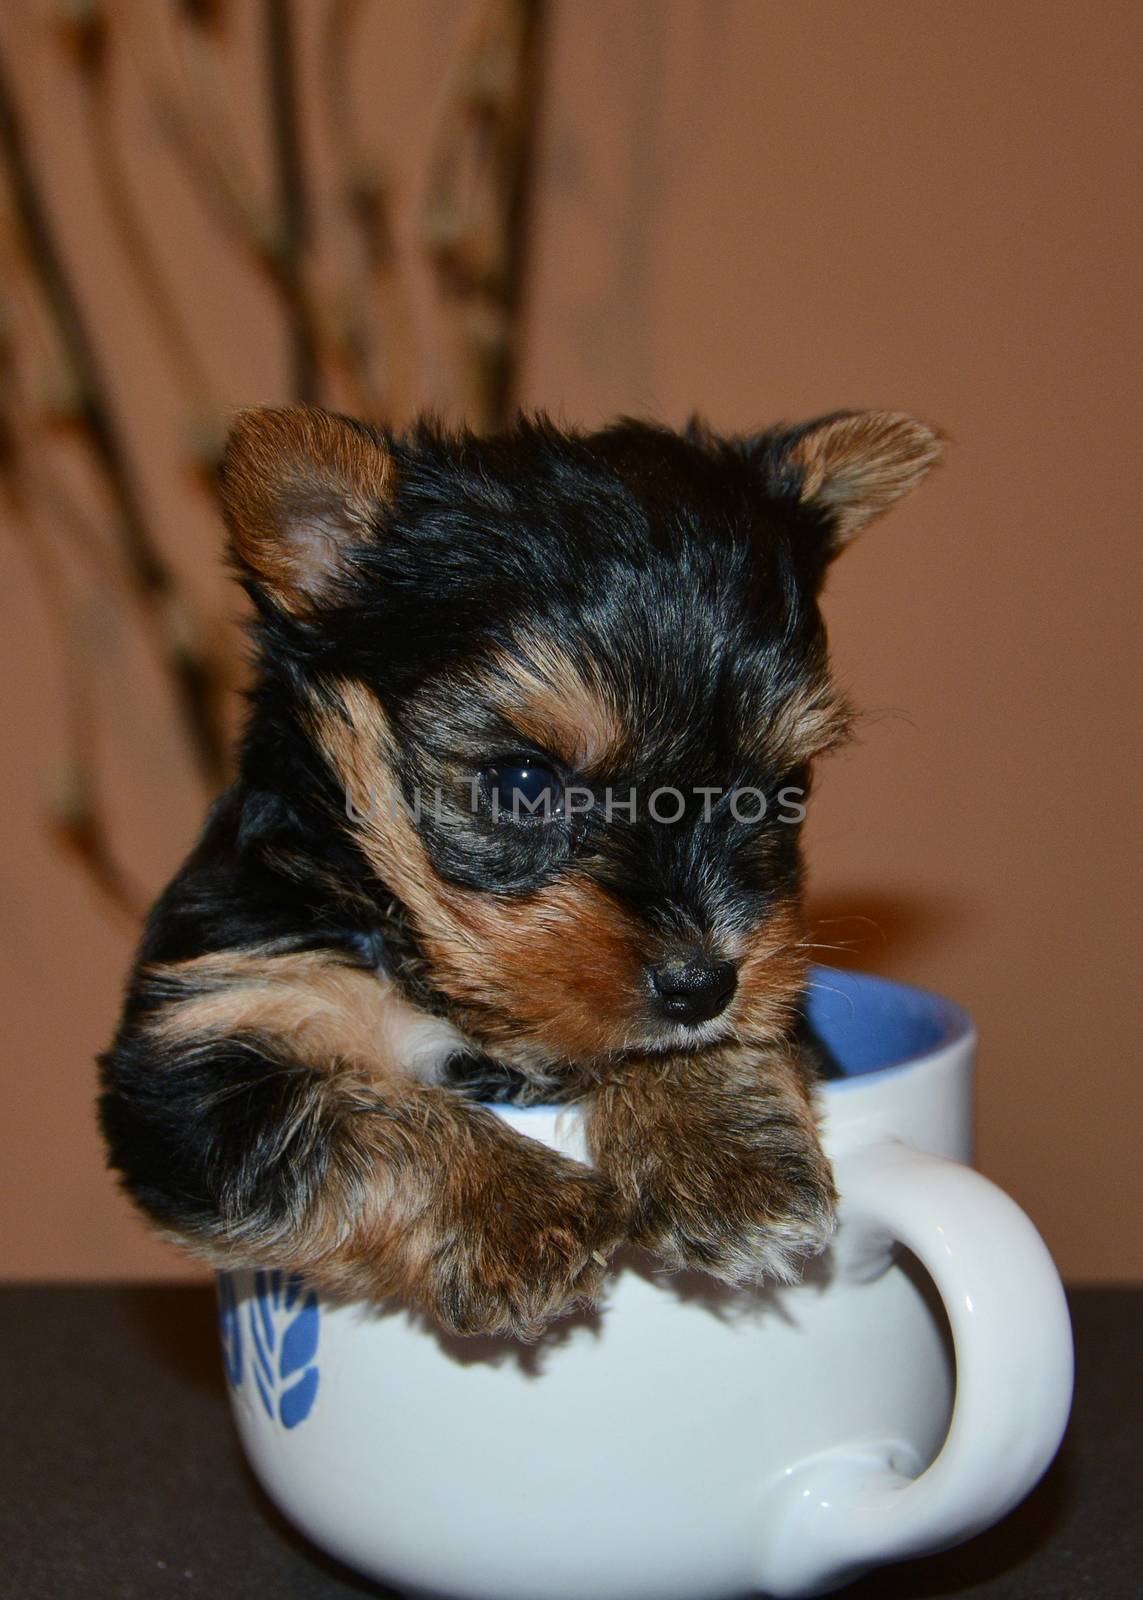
[
  {"xmin": 424, "ymin": 1139, "xmax": 628, "ymax": 1340},
  {"xmin": 631, "ymin": 1137, "xmax": 837, "ymax": 1288}
]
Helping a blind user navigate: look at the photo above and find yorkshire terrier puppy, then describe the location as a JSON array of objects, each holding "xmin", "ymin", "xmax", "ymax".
[{"xmin": 99, "ymin": 405, "xmax": 940, "ymax": 1340}]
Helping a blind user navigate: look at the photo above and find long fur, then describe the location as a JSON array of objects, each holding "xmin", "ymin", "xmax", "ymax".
[{"xmin": 98, "ymin": 406, "xmax": 940, "ymax": 1338}]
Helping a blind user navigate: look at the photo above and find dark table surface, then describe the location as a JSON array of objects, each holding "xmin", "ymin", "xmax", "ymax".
[{"xmin": 0, "ymin": 1286, "xmax": 1139, "ymax": 1600}]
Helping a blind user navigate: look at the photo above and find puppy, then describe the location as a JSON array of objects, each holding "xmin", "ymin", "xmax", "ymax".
[{"xmin": 98, "ymin": 406, "xmax": 940, "ymax": 1339}]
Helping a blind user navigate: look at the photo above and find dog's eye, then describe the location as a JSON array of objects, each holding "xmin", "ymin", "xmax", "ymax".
[{"xmin": 482, "ymin": 758, "xmax": 564, "ymax": 818}]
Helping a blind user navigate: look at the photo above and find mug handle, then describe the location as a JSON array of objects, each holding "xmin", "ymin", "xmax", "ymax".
[{"xmin": 757, "ymin": 1139, "xmax": 1074, "ymax": 1599}]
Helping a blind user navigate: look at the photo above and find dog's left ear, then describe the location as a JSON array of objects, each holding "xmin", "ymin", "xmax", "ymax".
[{"xmin": 762, "ymin": 410, "xmax": 943, "ymax": 558}]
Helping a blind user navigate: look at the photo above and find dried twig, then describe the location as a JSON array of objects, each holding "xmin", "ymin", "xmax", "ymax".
[
  {"xmin": 55, "ymin": 2, "xmax": 221, "ymax": 461},
  {"xmin": 0, "ymin": 35, "xmax": 226, "ymax": 786},
  {"xmin": 0, "ymin": 425, "xmax": 146, "ymax": 925},
  {"xmin": 0, "ymin": 0, "xmax": 551, "ymax": 919},
  {"xmin": 263, "ymin": 0, "xmax": 319, "ymax": 403},
  {"xmin": 129, "ymin": 0, "xmax": 372, "ymax": 411},
  {"xmin": 425, "ymin": 0, "xmax": 547, "ymax": 431},
  {"xmin": 322, "ymin": 0, "xmax": 417, "ymax": 423},
  {"xmin": 126, "ymin": 0, "xmax": 275, "ymax": 264}
]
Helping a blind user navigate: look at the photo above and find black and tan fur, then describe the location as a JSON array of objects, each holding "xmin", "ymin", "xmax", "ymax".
[{"xmin": 99, "ymin": 405, "xmax": 941, "ymax": 1338}]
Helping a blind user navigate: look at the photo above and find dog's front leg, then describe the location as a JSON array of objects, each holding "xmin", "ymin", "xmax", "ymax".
[
  {"xmin": 586, "ymin": 1041, "xmax": 837, "ymax": 1285},
  {"xmin": 100, "ymin": 945, "xmax": 626, "ymax": 1340}
]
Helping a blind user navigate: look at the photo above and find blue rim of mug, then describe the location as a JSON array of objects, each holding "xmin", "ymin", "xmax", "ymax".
[{"xmin": 802, "ymin": 965, "xmax": 974, "ymax": 1089}]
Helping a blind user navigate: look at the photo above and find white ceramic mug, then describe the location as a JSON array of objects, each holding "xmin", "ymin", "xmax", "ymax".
[{"xmin": 218, "ymin": 968, "xmax": 1073, "ymax": 1600}]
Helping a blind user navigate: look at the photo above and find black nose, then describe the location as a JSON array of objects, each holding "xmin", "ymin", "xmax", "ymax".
[{"xmin": 650, "ymin": 956, "xmax": 737, "ymax": 1025}]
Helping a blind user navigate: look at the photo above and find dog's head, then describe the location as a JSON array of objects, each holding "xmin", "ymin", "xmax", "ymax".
[{"xmin": 220, "ymin": 407, "xmax": 940, "ymax": 1071}]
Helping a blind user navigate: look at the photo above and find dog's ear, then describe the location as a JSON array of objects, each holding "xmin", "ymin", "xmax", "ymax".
[
  {"xmin": 218, "ymin": 406, "xmax": 395, "ymax": 615},
  {"xmin": 760, "ymin": 410, "xmax": 943, "ymax": 558}
]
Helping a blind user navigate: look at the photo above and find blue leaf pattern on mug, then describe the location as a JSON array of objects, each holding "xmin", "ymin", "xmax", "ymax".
[
  {"xmin": 279, "ymin": 1365, "xmax": 320, "ymax": 1429},
  {"xmin": 217, "ymin": 1269, "xmax": 321, "ymax": 1429},
  {"xmin": 217, "ymin": 1271, "xmax": 243, "ymax": 1388},
  {"xmin": 280, "ymin": 1291, "xmax": 321, "ymax": 1379}
]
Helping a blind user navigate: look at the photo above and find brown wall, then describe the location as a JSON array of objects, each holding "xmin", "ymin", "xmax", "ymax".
[{"xmin": 1, "ymin": 1, "xmax": 1140, "ymax": 1284}]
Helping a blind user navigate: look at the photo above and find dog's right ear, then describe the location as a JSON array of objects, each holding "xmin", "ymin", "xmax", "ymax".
[{"xmin": 218, "ymin": 406, "xmax": 395, "ymax": 616}]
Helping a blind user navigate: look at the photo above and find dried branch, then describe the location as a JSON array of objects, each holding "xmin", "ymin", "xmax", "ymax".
[
  {"xmin": 322, "ymin": 0, "xmax": 417, "ymax": 423},
  {"xmin": 425, "ymin": 0, "xmax": 546, "ymax": 432},
  {"xmin": 54, "ymin": 2, "xmax": 221, "ymax": 458},
  {"xmin": 0, "ymin": 438, "xmax": 146, "ymax": 925},
  {"xmin": 123, "ymin": 0, "xmax": 278, "ymax": 267},
  {"xmin": 263, "ymin": 0, "xmax": 319, "ymax": 403},
  {"xmin": 0, "ymin": 34, "xmax": 226, "ymax": 786},
  {"xmin": 127, "ymin": 0, "xmax": 372, "ymax": 412},
  {"xmin": 0, "ymin": 0, "xmax": 552, "ymax": 918},
  {"xmin": 175, "ymin": 0, "xmax": 266, "ymax": 225},
  {"xmin": 17, "ymin": 442, "xmax": 123, "ymax": 590}
]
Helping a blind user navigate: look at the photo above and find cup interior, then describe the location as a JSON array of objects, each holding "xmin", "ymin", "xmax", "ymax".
[{"xmin": 807, "ymin": 965, "xmax": 972, "ymax": 1083}]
